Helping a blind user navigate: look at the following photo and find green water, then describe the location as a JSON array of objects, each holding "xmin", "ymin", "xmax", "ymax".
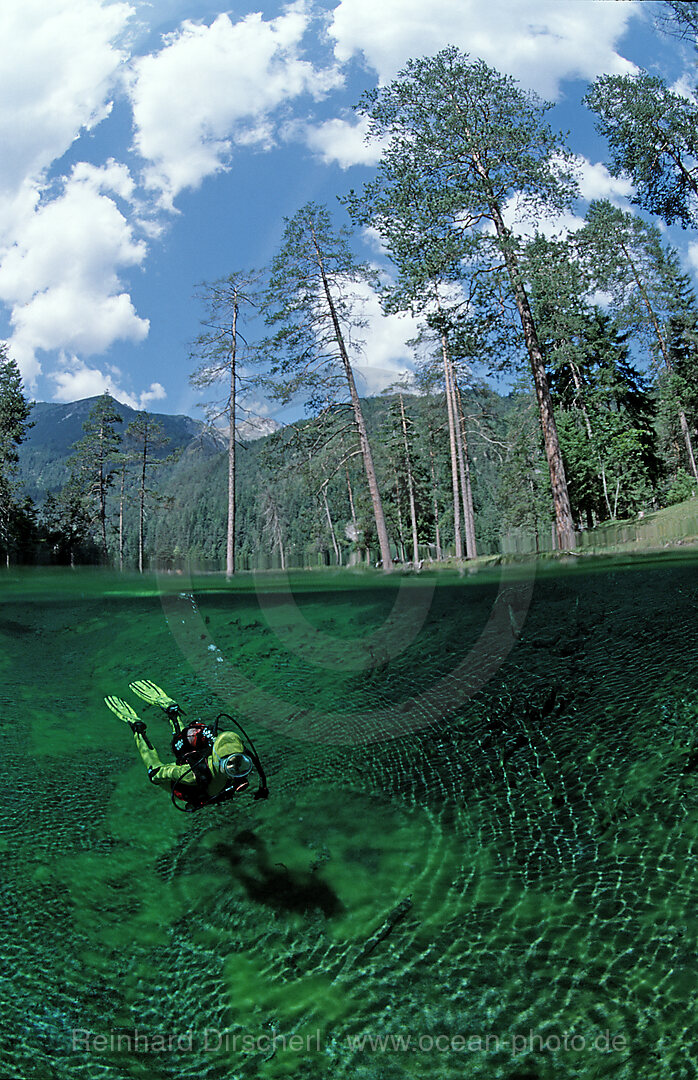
[{"xmin": 2, "ymin": 557, "xmax": 698, "ymax": 1080}]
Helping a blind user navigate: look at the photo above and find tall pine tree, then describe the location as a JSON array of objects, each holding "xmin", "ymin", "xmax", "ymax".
[
  {"xmin": 66, "ymin": 393, "xmax": 122, "ymax": 562},
  {"xmin": 0, "ymin": 346, "xmax": 33, "ymax": 565},
  {"xmin": 263, "ymin": 203, "xmax": 393, "ymax": 568},
  {"xmin": 346, "ymin": 47, "xmax": 578, "ymax": 548}
]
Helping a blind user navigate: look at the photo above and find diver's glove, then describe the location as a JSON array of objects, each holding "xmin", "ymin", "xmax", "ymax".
[
  {"xmin": 129, "ymin": 718, "xmax": 153, "ymax": 748},
  {"xmin": 254, "ymin": 786, "xmax": 270, "ymax": 801}
]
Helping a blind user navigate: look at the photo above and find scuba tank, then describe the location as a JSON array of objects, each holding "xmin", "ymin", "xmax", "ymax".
[{"xmin": 169, "ymin": 714, "xmax": 269, "ymax": 813}]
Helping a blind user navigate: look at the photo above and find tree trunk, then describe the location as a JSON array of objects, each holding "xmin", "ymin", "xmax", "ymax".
[
  {"xmin": 495, "ymin": 226, "xmax": 574, "ymax": 547},
  {"xmin": 679, "ymin": 408, "xmax": 698, "ymax": 479},
  {"xmin": 345, "ymin": 464, "xmax": 360, "ymax": 540},
  {"xmin": 468, "ymin": 147, "xmax": 575, "ymax": 548},
  {"xmin": 312, "ymin": 231, "xmax": 393, "ymax": 569},
  {"xmin": 569, "ymin": 359, "xmax": 612, "ymax": 518},
  {"xmin": 98, "ymin": 418, "xmax": 108, "ymax": 561},
  {"xmin": 322, "ymin": 482, "xmax": 341, "ymax": 565},
  {"xmin": 599, "ymin": 462, "xmax": 613, "ymax": 520},
  {"xmin": 118, "ymin": 465, "xmax": 124, "ymax": 572},
  {"xmin": 453, "ymin": 376, "xmax": 478, "ymax": 558},
  {"xmin": 139, "ymin": 423, "xmax": 148, "ymax": 574},
  {"xmin": 399, "ymin": 394, "xmax": 420, "ymax": 563},
  {"xmin": 428, "ymin": 442, "xmax": 442, "ymax": 560},
  {"xmin": 441, "ymin": 332, "xmax": 463, "ymax": 558},
  {"xmin": 226, "ymin": 301, "xmax": 238, "ymax": 577},
  {"xmin": 393, "ymin": 462, "xmax": 407, "ymax": 562}
]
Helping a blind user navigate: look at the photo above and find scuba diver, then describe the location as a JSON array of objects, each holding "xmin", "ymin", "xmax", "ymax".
[{"xmin": 105, "ymin": 680, "xmax": 269, "ymax": 812}]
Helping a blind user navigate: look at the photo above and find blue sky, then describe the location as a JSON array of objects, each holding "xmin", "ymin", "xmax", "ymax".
[{"xmin": 0, "ymin": 0, "xmax": 693, "ymax": 423}]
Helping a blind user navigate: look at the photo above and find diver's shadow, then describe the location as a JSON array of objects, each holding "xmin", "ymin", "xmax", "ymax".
[{"xmin": 211, "ymin": 830, "xmax": 344, "ymax": 918}]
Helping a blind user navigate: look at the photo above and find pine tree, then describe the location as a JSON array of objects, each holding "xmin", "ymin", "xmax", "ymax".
[
  {"xmin": 577, "ymin": 201, "xmax": 698, "ymax": 479},
  {"xmin": 0, "ymin": 347, "xmax": 33, "ymax": 566},
  {"xmin": 263, "ymin": 202, "xmax": 393, "ymax": 568},
  {"xmin": 550, "ymin": 312, "xmax": 657, "ymax": 523},
  {"xmin": 346, "ymin": 46, "xmax": 578, "ymax": 548},
  {"xmin": 42, "ymin": 481, "xmax": 95, "ymax": 566},
  {"xmin": 585, "ymin": 71, "xmax": 698, "ymax": 229},
  {"xmin": 67, "ymin": 393, "xmax": 122, "ymax": 562},
  {"xmin": 125, "ymin": 413, "xmax": 175, "ymax": 572},
  {"xmin": 190, "ymin": 272, "xmax": 260, "ymax": 577}
]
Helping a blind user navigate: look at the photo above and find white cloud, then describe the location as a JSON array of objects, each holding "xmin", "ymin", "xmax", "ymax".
[
  {"xmin": 129, "ymin": 3, "xmax": 343, "ymax": 207},
  {"xmin": 0, "ymin": 3, "xmax": 150, "ymax": 389},
  {"xmin": 586, "ymin": 289, "xmax": 614, "ymax": 310},
  {"xmin": 0, "ymin": 162, "xmax": 149, "ymax": 385},
  {"xmin": 303, "ymin": 114, "xmax": 383, "ymax": 168},
  {"xmin": 328, "ymin": 0, "xmax": 639, "ymax": 98},
  {"xmin": 50, "ymin": 358, "xmax": 118, "ymax": 402},
  {"xmin": 670, "ymin": 75, "xmax": 697, "ymax": 102},
  {"xmin": 513, "ymin": 206, "xmax": 586, "ymax": 241},
  {"xmin": 138, "ymin": 381, "xmax": 167, "ymax": 408},
  {"xmin": 0, "ymin": 0, "xmax": 133, "ymax": 196},
  {"xmin": 362, "ymin": 226, "xmax": 390, "ymax": 257},
  {"xmin": 495, "ymin": 154, "xmax": 636, "ymax": 242},
  {"xmin": 574, "ymin": 156, "xmax": 634, "ymax": 205},
  {"xmin": 50, "ymin": 357, "xmax": 166, "ymax": 410},
  {"xmin": 348, "ymin": 282, "xmax": 421, "ymax": 393}
]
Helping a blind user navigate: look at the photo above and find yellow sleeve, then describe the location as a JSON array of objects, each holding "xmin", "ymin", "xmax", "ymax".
[{"xmin": 133, "ymin": 731, "xmax": 196, "ymax": 787}]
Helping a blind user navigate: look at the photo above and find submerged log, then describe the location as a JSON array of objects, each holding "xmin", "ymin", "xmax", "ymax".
[{"xmin": 356, "ymin": 896, "xmax": 413, "ymax": 962}]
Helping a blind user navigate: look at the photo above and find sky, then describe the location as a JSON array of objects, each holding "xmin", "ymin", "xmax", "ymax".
[{"xmin": 0, "ymin": 0, "xmax": 694, "ymax": 424}]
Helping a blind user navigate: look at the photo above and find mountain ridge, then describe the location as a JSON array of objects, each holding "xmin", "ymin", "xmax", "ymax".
[{"xmin": 17, "ymin": 396, "xmax": 279, "ymax": 503}]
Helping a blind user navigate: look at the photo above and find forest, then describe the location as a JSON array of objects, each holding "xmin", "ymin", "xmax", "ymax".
[{"xmin": 2, "ymin": 28, "xmax": 698, "ymax": 573}]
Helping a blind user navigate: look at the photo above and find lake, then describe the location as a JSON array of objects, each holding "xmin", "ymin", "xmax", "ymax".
[{"xmin": 2, "ymin": 555, "xmax": 697, "ymax": 1080}]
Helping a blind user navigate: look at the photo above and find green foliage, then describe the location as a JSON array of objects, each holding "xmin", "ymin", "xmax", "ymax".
[
  {"xmin": 666, "ymin": 470, "xmax": 698, "ymax": 506},
  {"xmin": 346, "ymin": 46, "xmax": 576, "ymax": 302},
  {"xmin": 0, "ymin": 347, "xmax": 33, "ymax": 469},
  {"xmin": 665, "ymin": 277, "xmax": 698, "ymax": 418},
  {"xmin": 585, "ymin": 72, "xmax": 698, "ymax": 228},
  {"xmin": 576, "ymin": 200, "xmax": 671, "ymax": 335},
  {"xmin": 496, "ymin": 391, "xmax": 552, "ymax": 542},
  {"xmin": 0, "ymin": 346, "xmax": 35, "ymax": 562},
  {"xmin": 65, "ymin": 392, "xmax": 123, "ymax": 560},
  {"xmin": 551, "ymin": 311, "xmax": 657, "ymax": 522},
  {"xmin": 263, "ymin": 202, "xmax": 376, "ymax": 410},
  {"xmin": 40, "ymin": 481, "xmax": 96, "ymax": 565}
]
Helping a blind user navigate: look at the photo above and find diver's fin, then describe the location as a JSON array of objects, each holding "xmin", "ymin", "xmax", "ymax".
[
  {"xmin": 105, "ymin": 696, "xmax": 140, "ymax": 724},
  {"xmin": 129, "ymin": 679, "xmax": 179, "ymax": 712}
]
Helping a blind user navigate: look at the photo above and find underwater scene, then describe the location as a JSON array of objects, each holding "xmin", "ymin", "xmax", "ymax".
[{"xmin": 2, "ymin": 555, "xmax": 698, "ymax": 1080}]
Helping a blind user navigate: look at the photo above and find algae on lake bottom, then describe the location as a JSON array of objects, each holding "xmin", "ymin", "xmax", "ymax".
[{"xmin": 1, "ymin": 558, "xmax": 698, "ymax": 1080}]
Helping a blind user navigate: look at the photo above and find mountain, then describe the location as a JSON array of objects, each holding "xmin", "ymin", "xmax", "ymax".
[
  {"xmin": 15, "ymin": 388, "xmax": 513, "ymax": 570},
  {"xmin": 233, "ymin": 416, "xmax": 280, "ymax": 441},
  {"xmin": 17, "ymin": 397, "xmax": 279, "ymax": 502}
]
